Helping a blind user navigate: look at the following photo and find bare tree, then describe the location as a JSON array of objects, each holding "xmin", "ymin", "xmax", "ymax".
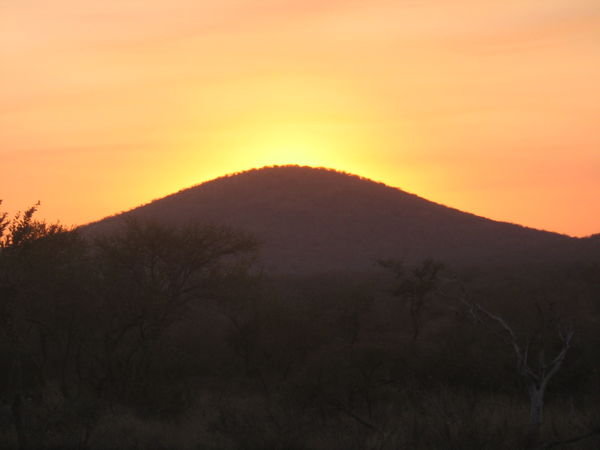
[
  {"xmin": 89, "ymin": 219, "xmax": 259, "ymax": 396},
  {"xmin": 379, "ymin": 258, "xmax": 444, "ymax": 341},
  {"xmin": 461, "ymin": 299, "xmax": 573, "ymax": 447}
]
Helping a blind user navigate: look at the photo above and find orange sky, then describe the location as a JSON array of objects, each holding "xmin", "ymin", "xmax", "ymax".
[{"xmin": 1, "ymin": 0, "xmax": 599, "ymax": 236}]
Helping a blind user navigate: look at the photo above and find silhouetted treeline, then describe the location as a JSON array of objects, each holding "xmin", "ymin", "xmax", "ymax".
[{"xmin": 0, "ymin": 205, "xmax": 599, "ymax": 449}]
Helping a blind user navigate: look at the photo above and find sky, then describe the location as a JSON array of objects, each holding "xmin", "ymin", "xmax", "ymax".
[{"xmin": 1, "ymin": 0, "xmax": 599, "ymax": 236}]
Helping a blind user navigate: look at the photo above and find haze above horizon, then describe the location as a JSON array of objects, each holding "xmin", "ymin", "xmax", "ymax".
[{"xmin": 2, "ymin": 0, "xmax": 599, "ymax": 236}]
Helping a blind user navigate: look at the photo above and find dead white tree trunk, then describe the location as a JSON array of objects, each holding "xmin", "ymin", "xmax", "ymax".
[
  {"xmin": 466, "ymin": 302, "xmax": 573, "ymax": 446},
  {"xmin": 529, "ymin": 384, "xmax": 544, "ymax": 427}
]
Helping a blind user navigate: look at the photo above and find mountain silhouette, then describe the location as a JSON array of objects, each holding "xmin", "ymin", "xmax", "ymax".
[{"xmin": 83, "ymin": 165, "xmax": 582, "ymax": 273}]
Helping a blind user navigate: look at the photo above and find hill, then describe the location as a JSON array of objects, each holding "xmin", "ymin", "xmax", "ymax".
[{"xmin": 83, "ymin": 165, "xmax": 581, "ymax": 273}]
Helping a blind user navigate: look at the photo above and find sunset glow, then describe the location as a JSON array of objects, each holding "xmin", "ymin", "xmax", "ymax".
[{"xmin": 1, "ymin": 0, "xmax": 599, "ymax": 236}]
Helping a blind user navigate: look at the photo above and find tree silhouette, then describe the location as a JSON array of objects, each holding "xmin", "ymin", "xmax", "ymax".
[
  {"xmin": 0, "ymin": 202, "xmax": 82, "ymax": 449},
  {"xmin": 379, "ymin": 258, "xmax": 445, "ymax": 341},
  {"xmin": 459, "ymin": 296, "xmax": 574, "ymax": 448}
]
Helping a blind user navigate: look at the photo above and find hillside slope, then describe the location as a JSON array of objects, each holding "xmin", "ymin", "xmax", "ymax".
[{"xmin": 83, "ymin": 166, "xmax": 577, "ymax": 273}]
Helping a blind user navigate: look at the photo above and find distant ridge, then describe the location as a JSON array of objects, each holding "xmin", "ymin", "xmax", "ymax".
[{"xmin": 83, "ymin": 165, "xmax": 579, "ymax": 273}]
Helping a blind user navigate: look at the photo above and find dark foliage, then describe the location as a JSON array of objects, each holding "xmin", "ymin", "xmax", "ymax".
[{"xmin": 0, "ymin": 202, "xmax": 598, "ymax": 449}]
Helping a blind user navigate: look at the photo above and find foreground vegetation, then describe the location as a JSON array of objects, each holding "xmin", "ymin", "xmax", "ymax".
[{"xmin": 0, "ymin": 204, "xmax": 598, "ymax": 449}]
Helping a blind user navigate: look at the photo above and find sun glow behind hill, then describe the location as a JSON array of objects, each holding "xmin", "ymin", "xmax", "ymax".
[
  {"xmin": 2, "ymin": 1, "xmax": 599, "ymax": 236},
  {"xmin": 204, "ymin": 122, "xmax": 356, "ymax": 170},
  {"xmin": 161, "ymin": 75, "xmax": 423, "ymax": 204},
  {"xmin": 163, "ymin": 94, "xmax": 425, "ymax": 212}
]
